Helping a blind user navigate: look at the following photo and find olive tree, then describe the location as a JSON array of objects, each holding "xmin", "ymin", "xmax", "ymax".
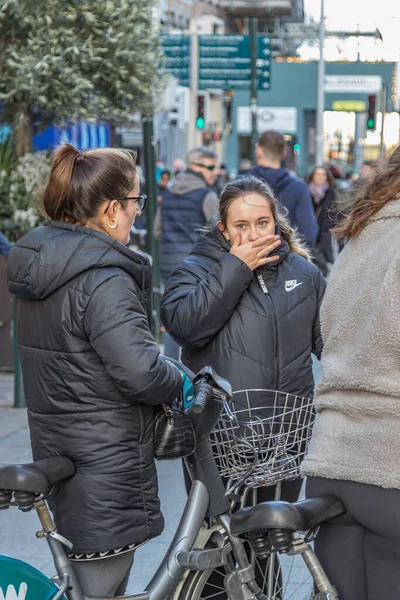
[{"xmin": 0, "ymin": 0, "xmax": 163, "ymax": 156}]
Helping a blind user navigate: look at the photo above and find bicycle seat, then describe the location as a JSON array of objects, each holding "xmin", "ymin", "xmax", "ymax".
[
  {"xmin": 230, "ymin": 495, "xmax": 346, "ymax": 536},
  {"xmin": 0, "ymin": 457, "xmax": 75, "ymax": 496}
]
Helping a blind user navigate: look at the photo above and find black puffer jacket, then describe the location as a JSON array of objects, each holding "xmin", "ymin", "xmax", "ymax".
[
  {"xmin": 161, "ymin": 228, "xmax": 325, "ymax": 398},
  {"xmin": 7, "ymin": 221, "xmax": 182, "ymax": 554}
]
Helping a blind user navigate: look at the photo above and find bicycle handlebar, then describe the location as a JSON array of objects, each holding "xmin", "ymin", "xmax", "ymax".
[{"xmin": 192, "ymin": 380, "xmax": 213, "ymax": 414}]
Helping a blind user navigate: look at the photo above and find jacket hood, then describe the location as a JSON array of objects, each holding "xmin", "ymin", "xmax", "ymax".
[
  {"xmin": 170, "ymin": 170, "xmax": 208, "ymax": 195},
  {"xmin": 251, "ymin": 166, "xmax": 294, "ymax": 193},
  {"xmin": 192, "ymin": 223, "xmax": 290, "ymax": 269},
  {"xmin": 8, "ymin": 221, "xmax": 151, "ymax": 300}
]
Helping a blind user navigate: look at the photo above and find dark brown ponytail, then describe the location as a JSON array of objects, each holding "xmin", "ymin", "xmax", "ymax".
[{"xmin": 40, "ymin": 143, "xmax": 137, "ymax": 223}]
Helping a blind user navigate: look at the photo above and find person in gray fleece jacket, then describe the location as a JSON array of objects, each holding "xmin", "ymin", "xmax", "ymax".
[{"xmin": 301, "ymin": 146, "xmax": 400, "ymax": 600}]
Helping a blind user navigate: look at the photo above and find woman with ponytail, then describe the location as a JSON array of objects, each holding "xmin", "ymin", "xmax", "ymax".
[
  {"xmin": 7, "ymin": 143, "xmax": 183, "ymax": 596},
  {"xmin": 301, "ymin": 146, "xmax": 400, "ymax": 599},
  {"xmin": 161, "ymin": 175, "xmax": 326, "ymax": 505}
]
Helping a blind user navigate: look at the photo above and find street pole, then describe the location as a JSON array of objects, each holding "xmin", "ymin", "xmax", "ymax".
[
  {"xmin": 316, "ymin": 0, "xmax": 325, "ymax": 165},
  {"xmin": 379, "ymin": 84, "xmax": 387, "ymax": 158},
  {"xmin": 250, "ymin": 18, "xmax": 258, "ymax": 165},
  {"xmin": 142, "ymin": 117, "xmax": 161, "ymax": 333},
  {"xmin": 12, "ymin": 297, "xmax": 25, "ymax": 409},
  {"xmin": 188, "ymin": 21, "xmax": 199, "ymax": 151}
]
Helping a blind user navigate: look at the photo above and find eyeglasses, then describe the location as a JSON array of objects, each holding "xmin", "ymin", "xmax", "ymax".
[
  {"xmin": 193, "ymin": 163, "xmax": 216, "ymax": 171},
  {"xmin": 103, "ymin": 195, "xmax": 147, "ymax": 214}
]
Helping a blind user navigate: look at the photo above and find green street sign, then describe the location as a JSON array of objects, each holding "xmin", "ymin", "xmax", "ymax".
[
  {"xmin": 161, "ymin": 34, "xmax": 191, "ymax": 87},
  {"xmin": 198, "ymin": 35, "xmax": 271, "ymax": 90}
]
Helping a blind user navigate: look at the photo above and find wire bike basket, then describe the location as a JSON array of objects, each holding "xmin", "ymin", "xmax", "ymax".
[{"xmin": 210, "ymin": 390, "xmax": 315, "ymax": 489}]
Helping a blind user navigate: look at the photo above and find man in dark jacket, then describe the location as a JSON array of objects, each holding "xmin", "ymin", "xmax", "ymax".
[
  {"xmin": 154, "ymin": 146, "xmax": 219, "ymax": 280},
  {"xmin": 154, "ymin": 146, "xmax": 219, "ymax": 358},
  {"xmin": 251, "ymin": 131, "xmax": 318, "ymax": 248}
]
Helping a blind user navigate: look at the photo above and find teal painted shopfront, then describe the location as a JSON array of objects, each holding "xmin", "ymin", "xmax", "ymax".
[{"xmin": 224, "ymin": 60, "xmax": 395, "ymax": 174}]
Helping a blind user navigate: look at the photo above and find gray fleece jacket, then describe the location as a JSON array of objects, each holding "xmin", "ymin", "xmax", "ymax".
[{"xmin": 302, "ymin": 200, "xmax": 400, "ymax": 490}]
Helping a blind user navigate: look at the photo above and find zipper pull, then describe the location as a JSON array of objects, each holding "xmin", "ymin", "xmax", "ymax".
[{"xmin": 257, "ymin": 273, "xmax": 269, "ymax": 294}]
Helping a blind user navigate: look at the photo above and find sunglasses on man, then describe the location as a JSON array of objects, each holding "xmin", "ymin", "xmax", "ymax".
[
  {"xmin": 194, "ymin": 163, "xmax": 216, "ymax": 171},
  {"xmin": 104, "ymin": 195, "xmax": 147, "ymax": 214}
]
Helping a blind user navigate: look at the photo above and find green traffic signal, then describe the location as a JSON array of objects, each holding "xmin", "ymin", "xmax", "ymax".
[
  {"xmin": 294, "ymin": 143, "xmax": 300, "ymax": 152},
  {"xmin": 367, "ymin": 117, "xmax": 375, "ymax": 130},
  {"xmin": 196, "ymin": 116, "xmax": 205, "ymax": 129}
]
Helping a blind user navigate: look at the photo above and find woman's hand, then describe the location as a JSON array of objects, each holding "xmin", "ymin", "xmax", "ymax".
[{"xmin": 230, "ymin": 231, "xmax": 281, "ymax": 271}]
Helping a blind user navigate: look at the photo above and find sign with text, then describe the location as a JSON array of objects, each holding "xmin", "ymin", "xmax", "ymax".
[
  {"xmin": 332, "ymin": 100, "xmax": 366, "ymax": 112},
  {"xmin": 237, "ymin": 106, "xmax": 297, "ymax": 134},
  {"xmin": 198, "ymin": 35, "xmax": 271, "ymax": 90},
  {"xmin": 324, "ymin": 75, "xmax": 382, "ymax": 94},
  {"xmin": 161, "ymin": 34, "xmax": 191, "ymax": 87}
]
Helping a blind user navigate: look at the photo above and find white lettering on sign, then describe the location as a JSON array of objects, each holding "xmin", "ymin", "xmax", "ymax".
[
  {"xmin": 324, "ymin": 75, "xmax": 382, "ymax": 94},
  {"xmin": 0, "ymin": 583, "xmax": 28, "ymax": 600},
  {"xmin": 237, "ymin": 107, "xmax": 298, "ymax": 134}
]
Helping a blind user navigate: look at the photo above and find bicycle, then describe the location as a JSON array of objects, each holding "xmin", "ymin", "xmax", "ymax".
[{"xmin": 0, "ymin": 363, "xmax": 345, "ymax": 600}]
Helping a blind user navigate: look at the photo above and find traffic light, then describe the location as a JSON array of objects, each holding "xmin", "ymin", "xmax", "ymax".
[
  {"xmin": 367, "ymin": 95, "xmax": 377, "ymax": 130},
  {"xmin": 196, "ymin": 94, "xmax": 205, "ymax": 129}
]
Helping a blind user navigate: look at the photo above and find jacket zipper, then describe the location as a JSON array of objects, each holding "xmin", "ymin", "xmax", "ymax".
[{"xmin": 257, "ymin": 272, "xmax": 279, "ymax": 390}]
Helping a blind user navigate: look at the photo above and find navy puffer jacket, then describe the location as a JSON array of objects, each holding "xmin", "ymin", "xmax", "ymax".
[
  {"xmin": 7, "ymin": 221, "xmax": 182, "ymax": 554},
  {"xmin": 161, "ymin": 227, "xmax": 325, "ymax": 399}
]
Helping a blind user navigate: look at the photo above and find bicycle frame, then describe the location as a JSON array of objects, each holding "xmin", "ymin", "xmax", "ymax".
[
  {"xmin": 45, "ymin": 479, "xmax": 210, "ymax": 600},
  {"xmin": 45, "ymin": 408, "xmax": 266, "ymax": 600}
]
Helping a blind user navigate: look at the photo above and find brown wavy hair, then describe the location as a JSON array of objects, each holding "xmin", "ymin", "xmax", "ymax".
[
  {"xmin": 217, "ymin": 176, "xmax": 311, "ymax": 260},
  {"xmin": 334, "ymin": 147, "xmax": 400, "ymax": 240}
]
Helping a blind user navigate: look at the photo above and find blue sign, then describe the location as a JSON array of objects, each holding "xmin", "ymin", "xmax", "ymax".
[{"xmin": 33, "ymin": 122, "xmax": 111, "ymax": 152}]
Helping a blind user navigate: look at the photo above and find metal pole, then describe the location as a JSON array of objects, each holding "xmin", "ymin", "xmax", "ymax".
[
  {"xmin": 12, "ymin": 296, "xmax": 25, "ymax": 408},
  {"xmin": 250, "ymin": 18, "xmax": 258, "ymax": 165},
  {"xmin": 315, "ymin": 0, "xmax": 325, "ymax": 165},
  {"xmin": 188, "ymin": 22, "xmax": 199, "ymax": 151},
  {"xmin": 379, "ymin": 84, "xmax": 387, "ymax": 158},
  {"xmin": 142, "ymin": 117, "xmax": 161, "ymax": 329},
  {"xmin": 354, "ymin": 111, "xmax": 363, "ymax": 173}
]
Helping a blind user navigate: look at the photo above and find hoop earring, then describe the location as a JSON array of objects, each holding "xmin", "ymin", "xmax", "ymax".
[{"xmin": 108, "ymin": 218, "xmax": 118, "ymax": 229}]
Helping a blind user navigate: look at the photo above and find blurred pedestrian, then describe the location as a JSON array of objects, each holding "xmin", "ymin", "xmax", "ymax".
[
  {"xmin": 239, "ymin": 158, "xmax": 252, "ymax": 175},
  {"xmin": 360, "ymin": 160, "xmax": 379, "ymax": 184},
  {"xmin": 7, "ymin": 143, "xmax": 183, "ymax": 597},
  {"xmin": 155, "ymin": 158, "xmax": 165, "ymax": 182},
  {"xmin": 251, "ymin": 130, "xmax": 318, "ymax": 248},
  {"xmin": 0, "ymin": 231, "xmax": 12, "ymax": 257},
  {"xmin": 213, "ymin": 163, "xmax": 230, "ymax": 195},
  {"xmin": 302, "ymin": 146, "xmax": 400, "ymax": 600},
  {"xmin": 154, "ymin": 146, "xmax": 219, "ymax": 359},
  {"xmin": 308, "ymin": 166, "xmax": 338, "ymax": 275},
  {"xmin": 172, "ymin": 158, "xmax": 185, "ymax": 176},
  {"xmin": 157, "ymin": 169, "xmax": 172, "ymax": 203}
]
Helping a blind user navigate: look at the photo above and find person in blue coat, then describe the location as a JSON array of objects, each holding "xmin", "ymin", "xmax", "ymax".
[
  {"xmin": 251, "ymin": 130, "xmax": 318, "ymax": 248},
  {"xmin": 0, "ymin": 232, "xmax": 12, "ymax": 256}
]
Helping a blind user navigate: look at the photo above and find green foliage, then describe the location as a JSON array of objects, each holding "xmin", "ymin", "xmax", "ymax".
[
  {"xmin": 0, "ymin": 0, "xmax": 164, "ymax": 133},
  {"xmin": 0, "ymin": 135, "xmax": 17, "ymax": 172},
  {"xmin": 0, "ymin": 139, "xmax": 50, "ymax": 241}
]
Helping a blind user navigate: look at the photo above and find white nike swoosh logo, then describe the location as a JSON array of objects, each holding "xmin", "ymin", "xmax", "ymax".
[{"xmin": 285, "ymin": 282, "xmax": 303, "ymax": 292}]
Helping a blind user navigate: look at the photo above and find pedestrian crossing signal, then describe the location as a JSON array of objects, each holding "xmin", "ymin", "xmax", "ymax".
[
  {"xmin": 196, "ymin": 116, "xmax": 205, "ymax": 129},
  {"xmin": 366, "ymin": 95, "xmax": 376, "ymax": 131},
  {"xmin": 196, "ymin": 94, "xmax": 205, "ymax": 129}
]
